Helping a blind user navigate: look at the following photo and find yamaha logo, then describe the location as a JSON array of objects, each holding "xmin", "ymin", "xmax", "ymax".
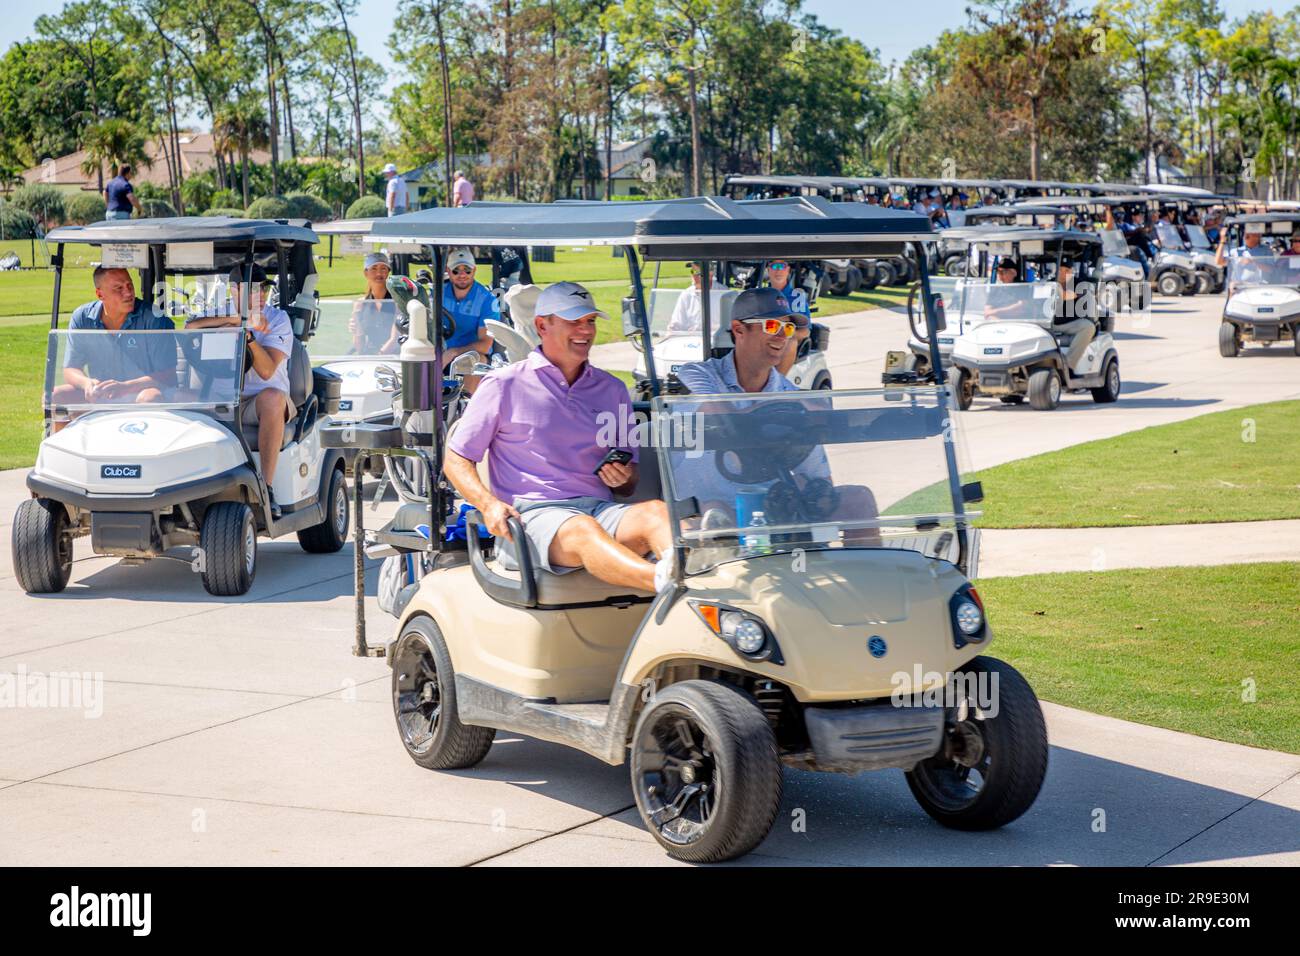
[
  {"xmin": 867, "ymin": 635, "xmax": 888, "ymax": 658},
  {"xmin": 119, "ymin": 421, "xmax": 148, "ymax": 435}
]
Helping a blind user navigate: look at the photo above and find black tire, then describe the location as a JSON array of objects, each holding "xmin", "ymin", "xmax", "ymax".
[
  {"xmin": 845, "ymin": 265, "xmax": 862, "ymax": 295},
  {"xmin": 874, "ymin": 260, "xmax": 898, "ymax": 288},
  {"xmin": 950, "ymin": 368, "xmax": 974, "ymax": 411},
  {"xmin": 298, "ymin": 466, "xmax": 349, "ymax": 553},
  {"xmin": 200, "ymin": 501, "xmax": 256, "ymax": 596},
  {"xmin": 1194, "ymin": 271, "xmax": 1213, "ymax": 295},
  {"xmin": 631, "ymin": 680, "xmax": 782, "ymax": 863},
  {"xmin": 998, "ymin": 394, "xmax": 1025, "ymax": 405},
  {"xmin": 811, "ymin": 372, "xmax": 833, "ymax": 390},
  {"xmin": 942, "ymin": 254, "xmax": 966, "ymax": 277},
  {"xmin": 392, "ymin": 616, "xmax": 496, "ymax": 770},
  {"xmin": 906, "ymin": 656, "xmax": 1049, "ymax": 831},
  {"xmin": 12, "ymin": 498, "xmax": 72, "ymax": 594},
  {"xmin": 1218, "ymin": 321, "xmax": 1239, "ymax": 358},
  {"xmin": 1091, "ymin": 357, "xmax": 1121, "ymax": 403},
  {"xmin": 856, "ymin": 261, "xmax": 879, "ymax": 290},
  {"xmin": 1027, "ymin": 367, "xmax": 1061, "ymax": 410},
  {"xmin": 1156, "ymin": 270, "xmax": 1184, "ymax": 297},
  {"xmin": 1294, "ymin": 328, "xmax": 1300, "ymax": 357}
]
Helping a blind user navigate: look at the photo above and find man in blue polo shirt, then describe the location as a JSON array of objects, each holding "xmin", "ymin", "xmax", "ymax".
[
  {"xmin": 441, "ymin": 247, "xmax": 497, "ymax": 374},
  {"xmin": 764, "ymin": 258, "xmax": 811, "ymax": 376},
  {"xmin": 52, "ymin": 266, "xmax": 176, "ymax": 430},
  {"xmin": 103, "ymin": 165, "xmax": 141, "ymax": 220}
]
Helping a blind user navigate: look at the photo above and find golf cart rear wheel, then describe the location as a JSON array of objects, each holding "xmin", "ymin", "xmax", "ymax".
[
  {"xmin": 950, "ymin": 369, "xmax": 974, "ymax": 411},
  {"xmin": 298, "ymin": 466, "xmax": 349, "ymax": 553},
  {"xmin": 811, "ymin": 372, "xmax": 833, "ymax": 390},
  {"xmin": 1218, "ymin": 322, "xmax": 1239, "ymax": 358},
  {"xmin": 1091, "ymin": 358, "xmax": 1121, "ymax": 404},
  {"xmin": 874, "ymin": 260, "xmax": 898, "ymax": 288},
  {"xmin": 1156, "ymin": 271, "xmax": 1184, "ymax": 297},
  {"xmin": 1194, "ymin": 271, "xmax": 1213, "ymax": 295},
  {"xmin": 12, "ymin": 498, "xmax": 72, "ymax": 594},
  {"xmin": 200, "ymin": 501, "xmax": 256, "ymax": 596},
  {"xmin": 631, "ymin": 680, "xmax": 781, "ymax": 863},
  {"xmin": 392, "ymin": 616, "xmax": 495, "ymax": 770},
  {"xmin": 1027, "ymin": 368, "xmax": 1061, "ymax": 410},
  {"xmin": 906, "ymin": 656, "xmax": 1048, "ymax": 830}
]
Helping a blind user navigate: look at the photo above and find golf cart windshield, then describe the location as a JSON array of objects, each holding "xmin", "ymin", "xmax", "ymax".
[
  {"xmin": 310, "ymin": 298, "xmax": 403, "ymax": 360},
  {"xmin": 644, "ymin": 286, "xmax": 737, "ymax": 343},
  {"xmin": 1227, "ymin": 255, "xmax": 1300, "ymax": 288},
  {"xmin": 952, "ymin": 281, "xmax": 1057, "ymax": 325},
  {"xmin": 44, "ymin": 327, "xmax": 244, "ymax": 418},
  {"xmin": 657, "ymin": 387, "xmax": 975, "ymax": 574},
  {"xmin": 1156, "ymin": 221, "xmax": 1184, "ymax": 248},
  {"xmin": 1186, "ymin": 225, "xmax": 1212, "ymax": 249},
  {"xmin": 1100, "ymin": 230, "xmax": 1131, "ymax": 256}
]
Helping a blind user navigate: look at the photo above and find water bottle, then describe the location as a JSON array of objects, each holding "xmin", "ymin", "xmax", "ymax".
[{"xmin": 745, "ymin": 510, "xmax": 771, "ymax": 552}]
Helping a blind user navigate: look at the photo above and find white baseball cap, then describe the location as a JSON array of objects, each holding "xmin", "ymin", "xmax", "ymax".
[
  {"xmin": 446, "ymin": 248, "xmax": 476, "ymax": 271},
  {"xmin": 364, "ymin": 251, "xmax": 390, "ymax": 270},
  {"xmin": 382, "ymin": 163, "xmax": 398, "ymax": 174},
  {"xmin": 535, "ymin": 281, "xmax": 608, "ymax": 321}
]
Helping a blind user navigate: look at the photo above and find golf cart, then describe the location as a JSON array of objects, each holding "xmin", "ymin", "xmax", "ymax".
[
  {"xmin": 13, "ymin": 217, "xmax": 350, "ymax": 596},
  {"xmin": 937, "ymin": 229, "xmax": 1120, "ymax": 410},
  {"xmin": 324, "ymin": 196, "xmax": 1049, "ymax": 863},
  {"xmin": 1218, "ymin": 213, "xmax": 1300, "ymax": 357}
]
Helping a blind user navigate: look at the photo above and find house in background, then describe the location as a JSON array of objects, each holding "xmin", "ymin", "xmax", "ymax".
[{"xmin": 20, "ymin": 132, "xmax": 270, "ymax": 196}]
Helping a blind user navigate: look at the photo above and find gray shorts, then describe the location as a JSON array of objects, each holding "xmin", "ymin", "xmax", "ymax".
[
  {"xmin": 498, "ymin": 496, "xmax": 632, "ymax": 575},
  {"xmin": 240, "ymin": 390, "xmax": 295, "ymax": 425}
]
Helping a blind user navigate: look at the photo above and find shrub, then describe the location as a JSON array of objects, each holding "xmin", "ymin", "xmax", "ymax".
[
  {"xmin": 284, "ymin": 191, "xmax": 331, "ymax": 221},
  {"xmin": 209, "ymin": 188, "xmax": 240, "ymax": 209},
  {"xmin": 201, "ymin": 207, "xmax": 247, "ymax": 218},
  {"xmin": 181, "ymin": 176, "xmax": 216, "ymax": 213},
  {"xmin": 64, "ymin": 192, "xmax": 107, "ymax": 224},
  {"xmin": 9, "ymin": 183, "xmax": 65, "ymax": 225},
  {"xmin": 345, "ymin": 195, "xmax": 386, "ymax": 219},
  {"xmin": 245, "ymin": 195, "xmax": 293, "ymax": 220},
  {"xmin": 134, "ymin": 181, "xmax": 169, "ymax": 201},
  {"xmin": 0, "ymin": 202, "xmax": 39, "ymax": 239},
  {"xmin": 137, "ymin": 198, "xmax": 177, "ymax": 218}
]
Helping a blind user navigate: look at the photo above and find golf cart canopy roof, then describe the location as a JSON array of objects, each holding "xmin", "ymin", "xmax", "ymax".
[
  {"xmin": 963, "ymin": 227, "xmax": 1101, "ymax": 257},
  {"xmin": 366, "ymin": 197, "xmax": 936, "ymax": 259},
  {"xmin": 313, "ymin": 218, "xmax": 379, "ymax": 236},
  {"xmin": 1036, "ymin": 195, "xmax": 1131, "ymax": 208},
  {"xmin": 966, "ymin": 203, "xmax": 1071, "ymax": 219},
  {"xmin": 44, "ymin": 216, "xmax": 317, "ymax": 246},
  {"xmin": 1225, "ymin": 212, "xmax": 1300, "ymax": 225}
]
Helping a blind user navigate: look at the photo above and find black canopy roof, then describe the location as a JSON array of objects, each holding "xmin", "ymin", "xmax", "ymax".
[
  {"xmin": 366, "ymin": 197, "xmax": 935, "ymax": 259},
  {"xmin": 965, "ymin": 203, "xmax": 1072, "ymax": 220},
  {"xmin": 45, "ymin": 216, "xmax": 317, "ymax": 245}
]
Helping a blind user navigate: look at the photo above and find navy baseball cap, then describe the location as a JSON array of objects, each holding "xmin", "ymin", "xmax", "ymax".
[{"xmin": 733, "ymin": 287, "xmax": 798, "ymax": 323}]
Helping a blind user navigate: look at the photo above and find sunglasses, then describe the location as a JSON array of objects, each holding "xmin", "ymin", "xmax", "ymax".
[
  {"xmin": 768, "ymin": 262, "xmax": 790, "ymax": 271},
  {"xmin": 741, "ymin": 317, "xmax": 797, "ymax": 338},
  {"xmin": 450, "ymin": 266, "xmax": 473, "ymax": 276}
]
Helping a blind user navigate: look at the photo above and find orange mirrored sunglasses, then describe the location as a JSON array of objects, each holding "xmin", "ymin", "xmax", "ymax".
[{"xmin": 741, "ymin": 317, "xmax": 797, "ymax": 338}]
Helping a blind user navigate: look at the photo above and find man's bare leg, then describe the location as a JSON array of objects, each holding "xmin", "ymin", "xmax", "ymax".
[
  {"xmin": 255, "ymin": 389, "xmax": 288, "ymax": 484},
  {"xmin": 546, "ymin": 501, "xmax": 673, "ymax": 591}
]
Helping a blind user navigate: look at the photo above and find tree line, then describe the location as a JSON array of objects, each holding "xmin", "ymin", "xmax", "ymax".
[{"xmin": 1, "ymin": 0, "xmax": 1297, "ymax": 217}]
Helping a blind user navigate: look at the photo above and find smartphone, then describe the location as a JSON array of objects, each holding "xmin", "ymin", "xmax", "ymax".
[{"xmin": 593, "ymin": 448, "xmax": 633, "ymax": 474}]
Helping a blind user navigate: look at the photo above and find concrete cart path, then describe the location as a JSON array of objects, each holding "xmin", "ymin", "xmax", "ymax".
[
  {"xmin": 592, "ymin": 294, "xmax": 1300, "ymax": 472},
  {"xmin": 977, "ymin": 519, "xmax": 1300, "ymax": 579}
]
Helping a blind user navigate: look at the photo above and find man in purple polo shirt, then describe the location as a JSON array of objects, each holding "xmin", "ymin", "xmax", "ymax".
[{"xmin": 444, "ymin": 281, "xmax": 674, "ymax": 592}]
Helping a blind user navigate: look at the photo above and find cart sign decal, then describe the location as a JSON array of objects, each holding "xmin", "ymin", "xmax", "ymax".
[
  {"xmin": 983, "ymin": 347, "xmax": 1004, "ymax": 355},
  {"xmin": 119, "ymin": 421, "xmax": 148, "ymax": 435},
  {"xmin": 338, "ymin": 399, "xmax": 353, "ymax": 411},
  {"xmin": 867, "ymin": 636, "xmax": 888, "ymax": 658},
  {"xmin": 101, "ymin": 464, "xmax": 142, "ymax": 479}
]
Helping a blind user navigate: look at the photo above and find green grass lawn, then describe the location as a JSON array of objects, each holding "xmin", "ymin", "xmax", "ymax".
[
  {"xmin": 971, "ymin": 401, "xmax": 1300, "ymax": 528},
  {"xmin": 978, "ymin": 563, "xmax": 1300, "ymax": 753},
  {"xmin": 0, "ymin": 323, "xmax": 48, "ymax": 470}
]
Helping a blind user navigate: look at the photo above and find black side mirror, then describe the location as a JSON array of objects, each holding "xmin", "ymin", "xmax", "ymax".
[
  {"xmin": 621, "ymin": 295, "xmax": 644, "ymax": 340},
  {"xmin": 930, "ymin": 292, "xmax": 947, "ymax": 332}
]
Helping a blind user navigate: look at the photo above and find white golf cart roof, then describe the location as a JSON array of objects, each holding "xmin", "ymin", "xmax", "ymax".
[
  {"xmin": 44, "ymin": 216, "xmax": 317, "ymax": 245},
  {"xmin": 366, "ymin": 196, "xmax": 936, "ymax": 259},
  {"xmin": 313, "ymin": 218, "xmax": 381, "ymax": 236}
]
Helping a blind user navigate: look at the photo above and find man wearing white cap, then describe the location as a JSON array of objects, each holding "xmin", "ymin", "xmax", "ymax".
[
  {"xmin": 441, "ymin": 248, "xmax": 496, "ymax": 372},
  {"xmin": 383, "ymin": 163, "xmax": 408, "ymax": 217},
  {"xmin": 444, "ymin": 280, "xmax": 674, "ymax": 594}
]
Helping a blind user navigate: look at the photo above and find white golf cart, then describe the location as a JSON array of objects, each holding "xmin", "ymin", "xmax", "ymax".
[
  {"xmin": 12, "ymin": 217, "xmax": 349, "ymax": 596},
  {"xmin": 944, "ymin": 229, "xmax": 1121, "ymax": 410},
  {"xmin": 1218, "ymin": 213, "xmax": 1300, "ymax": 357}
]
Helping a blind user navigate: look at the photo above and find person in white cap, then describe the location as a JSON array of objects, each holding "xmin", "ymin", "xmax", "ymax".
[
  {"xmin": 444, "ymin": 280, "xmax": 675, "ymax": 594},
  {"xmin": 349, "ymin": 251, "xmax": 399, "ymax": 354},
  {"xmin": 441, "ymin": 248, "xmax": 496, "ymax": 376},
  {"xmin": 383, "ymin": 163, "xmax": 408, "ymax": 217}
]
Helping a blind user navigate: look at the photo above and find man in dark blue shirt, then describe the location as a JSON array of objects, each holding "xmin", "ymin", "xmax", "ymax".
[
  {"xmin": 52, "ymin": 267, "xmax": 176, "ymax": 429},
  {"xmin": 103, "ymin": 165, "xmax": 141, "ymax": 221}
]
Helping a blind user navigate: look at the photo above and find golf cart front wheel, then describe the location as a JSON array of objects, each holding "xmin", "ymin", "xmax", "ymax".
[
  {"xmin": 950, "ymin": 369, "xmax": 974, "ymax": 411},
  {"xmin": 12, "ymin": 498, "xmax": 73, "ymax": 594},
  {"xmin": 1026, "ymin": 368, "xmax": 1060, "ymax": 410},
  {"xmin": 906, "ymin": 656, "xmax": 1048, "ymax": 830},
  {"xmin": 631, "ymin": 680, "xmax": 782, "ymax": 863},
  {"xmin": 1156, "ymin": 271, "xmax": 1184, "ymax": 297},
  {"xmin": 1218, "ymin": 322, "xmax": 1239, "ymax": 358},
  {"xmin": 1292, "ymin": 327, "xmax": 1300, "ymax": 357},
  {"xmin": 392, "ymin": 616, "xmax": 495, "ymax": 770},
  {"xmin": 1194, "ymin": 271, "xmax": 1213, "ymax": 295},
  {"xmin": 298, "ymin": 466, "xmax": 349, "ymax": 553},
  {"xmin": 200, "ymin": 501, "xmax": 256, "ymax": 596},
  {"xmin": 1091, "ymin": 358, "xmax": 1121, "ymax": 404}
]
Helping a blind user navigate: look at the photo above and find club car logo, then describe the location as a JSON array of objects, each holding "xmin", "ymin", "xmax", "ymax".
[
  {"xmin": 118, "ymin": 421, "xmax": 148, "ymax": 435},
  {"xmin": 101, "ymin": 464, "xmax": 142, "ymax": 479},
  {"xmin": 983, "ymin": 347, "xmax": 1004, "ymax": 355},
  {"xmin": 867, "ymin": 635, "xmax": 888, "ymax": 658}
]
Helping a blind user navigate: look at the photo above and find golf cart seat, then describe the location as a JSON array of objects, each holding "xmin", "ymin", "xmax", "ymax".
[{"xmin": 241, "ymin": 338, "xmax": 315, "ymax": 451}]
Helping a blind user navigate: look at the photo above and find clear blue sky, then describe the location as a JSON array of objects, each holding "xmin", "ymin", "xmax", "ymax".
[{"xmin": 0, "ymin": 0, "xmax": 1286, "ymax": 96}]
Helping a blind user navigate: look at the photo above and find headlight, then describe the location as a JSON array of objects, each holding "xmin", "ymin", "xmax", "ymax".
[
  {"xmin": 948, "ymin": 585, "xmax": 987, "ymax": 647},
  {"xmin": 690, "ymin": 602, "xmax": 783, "ymax": 663},
  {"xmin": 955, "ymin": 600, "xmax": 983, "ymax": 635}
]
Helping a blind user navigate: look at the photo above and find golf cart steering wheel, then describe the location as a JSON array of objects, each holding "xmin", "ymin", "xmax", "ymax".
[
  {"xmin": 713, "ymin": 402, "xmax": 818, "ymax": 484},
  {"xmin": 763, "ymin": 476, "xmax": 841, "ymax": 525}
]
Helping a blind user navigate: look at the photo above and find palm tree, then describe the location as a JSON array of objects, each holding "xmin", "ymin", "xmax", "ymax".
[
  {"xmin": 214, "ymin": 98, "xmax": 269, "ymax": 209},
  {"xmin": 80, "ymin": 119, "xmax": 151, "ymax": 192}
]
